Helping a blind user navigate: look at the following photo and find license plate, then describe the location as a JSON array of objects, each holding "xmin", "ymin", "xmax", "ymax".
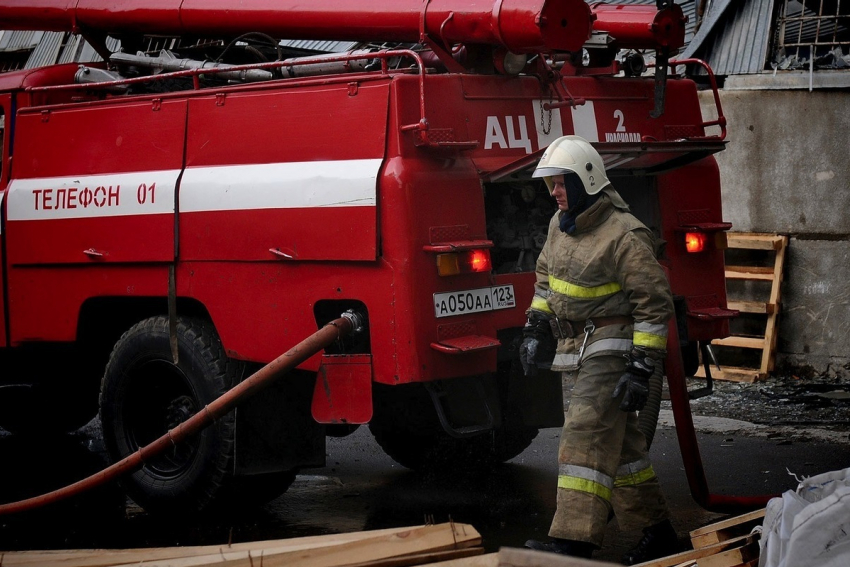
[{"xmin": 433, "ymin": 285, "xmax": 516, "ymax": 318}]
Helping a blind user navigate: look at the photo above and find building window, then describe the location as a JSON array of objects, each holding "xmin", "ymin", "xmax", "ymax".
[{"xmin": 772, "ymin": 0, "xmax": 850, "ymax": 70}]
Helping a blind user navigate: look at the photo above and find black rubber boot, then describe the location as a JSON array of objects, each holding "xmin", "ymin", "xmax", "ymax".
[
  {"xmin": 621, "ymin": 519, "xmax": 679, "ymax": 565},
  {"xmin": 524, "ymin": 537, "xmax": 596, "ymax": 558}
]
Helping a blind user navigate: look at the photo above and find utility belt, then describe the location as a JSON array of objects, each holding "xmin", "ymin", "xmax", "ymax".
[{"xmin": 549, "ymin": 315, "xmax": 633, "ymax": 339}]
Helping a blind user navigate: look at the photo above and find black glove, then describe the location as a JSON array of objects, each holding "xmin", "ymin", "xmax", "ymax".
[
  {"xmin": 519, "ymin": 311, "xmax": 556, "ymax": 377},
  {"xmin": 612, "ymin": 347, "xmax": 656, "ymax": 412}
]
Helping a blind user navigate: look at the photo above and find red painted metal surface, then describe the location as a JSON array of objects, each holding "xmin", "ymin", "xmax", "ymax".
[
  {"xmin": 0, "ymin": 0, "xmax": 593, "ymax": 54},
  {"xmin": 312, "ymin": 354, "xmax": 373, "ymax": 424},
  {"xmin": 592, "ymin": 3, "xmax": 687, "ymax": 50},
  {"xmin": 657, "ymin": 160, "xmax": 732, "ymax": 342},
  {"xmin": 0, "ymin": 62, "xmax": 732, "ymax": 379},
  {"xmin": 11, "ymin": 98, "xmax": 187, "ymax": 178},
  {"xmin": 7, "ymin": 267, "xmax": 170, "ymax": 343},
  {"xmin": 6, "ymin": 216, "xmax": 175, "ymax": 265},
  {"xmin": 670, "ymin": 58, "xmax": 728, "ymax": 139},
  {"xmin": 0, "ymin": 93, "xmax": 10, "ymax": 348}
]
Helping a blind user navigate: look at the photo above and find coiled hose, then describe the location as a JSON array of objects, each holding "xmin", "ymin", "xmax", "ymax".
[{"xmin": 637, "ymin": 356, "xmax": 665, "ymax": 448}]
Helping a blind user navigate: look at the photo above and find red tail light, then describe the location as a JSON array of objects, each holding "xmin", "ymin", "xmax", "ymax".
[
  {"xmin": 467, "ymin": 249, "xmax": 492, "ymax": 272},
  {"xmin": 685, "ymin": 232, "xmax": 707, "ymax": 253},
  {"xmin": 436, "ymin": 249, "xmax": 492, "ymax": 276}
]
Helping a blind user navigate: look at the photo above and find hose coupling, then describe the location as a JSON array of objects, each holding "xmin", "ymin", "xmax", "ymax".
[{"xmin": 341, "ymin": 309, "xmax": 366, "ymax": 333}]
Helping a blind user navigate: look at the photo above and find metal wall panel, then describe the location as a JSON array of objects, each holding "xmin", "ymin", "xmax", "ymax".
[
  {"xmin": 0, "ymin": 30, "xmax": 42, "ymax": 51},
  {"xmin": 687, "ymin": 0, "xmax": 776, "ymax": 75},
  {"xmin": 278, "ymin": 40, "xmax": 360, "ymax": 53},
  {"xmin": 25, "ymin": 31, "xmax": 63, "ymax": 68}
]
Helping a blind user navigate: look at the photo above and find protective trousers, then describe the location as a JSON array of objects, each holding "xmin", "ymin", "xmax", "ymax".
[{"xmin": 549, "ymin": 354, "xmax": 670, "ymax": 547}]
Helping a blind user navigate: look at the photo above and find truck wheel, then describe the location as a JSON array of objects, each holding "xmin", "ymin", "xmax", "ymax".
[
  {"xmin": 99, "ymin": 316, "xmax": 239, "ymax": 514},
  {"xmin": 223, "ymin": 470, "xmax": 297, "ymax": 507},
  {"xmin": 490, "ymin": 426, "xmax": 539, "ymax": 462},
  {"xmin": 369, "ymin": 383, "xmax": 538, "ymax": 471},
  {"xmin": 370, "ymin": 421, "xmax": 537, "ymax": 471}
]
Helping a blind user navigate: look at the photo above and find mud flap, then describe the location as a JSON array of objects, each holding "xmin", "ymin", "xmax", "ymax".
[{"xmin": 312, "ymin": 354, "xmax": 373, "ymax": 424}]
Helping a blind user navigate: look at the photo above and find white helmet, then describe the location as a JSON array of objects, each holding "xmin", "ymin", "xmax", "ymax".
[{"xmin": 532, "ymin": 135, "xmax": 610, "ymax": 195}]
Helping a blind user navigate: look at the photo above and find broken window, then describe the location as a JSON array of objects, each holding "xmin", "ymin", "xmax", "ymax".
[{"xmin": 772, "ymin": 0, "xmax": 850, "ymax": 70}]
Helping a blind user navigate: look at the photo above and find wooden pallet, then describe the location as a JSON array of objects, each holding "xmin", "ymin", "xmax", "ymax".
[
  {"xmin": 696, "ymin": 233, "xmax": 788, "ymax": 383},
  {"xmin": 689, "ymin": 509, "xmax": 765, "ymax": 549}
]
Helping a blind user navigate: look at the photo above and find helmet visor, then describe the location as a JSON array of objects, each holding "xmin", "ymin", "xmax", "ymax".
[{"xmin": 532, "ymin": 166, "xmax": 577, "ymax": 178}]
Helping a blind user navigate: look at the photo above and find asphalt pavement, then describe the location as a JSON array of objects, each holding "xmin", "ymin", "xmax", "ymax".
[{"xmin": 1, "ymin": 409, "xmax": 848, "ymax": 564}]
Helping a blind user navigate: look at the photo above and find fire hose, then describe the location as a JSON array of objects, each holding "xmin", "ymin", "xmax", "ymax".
[
  {"xmin": 0, "ymin": 310, "xmax": 364, "ymax": 516},
  {"xmin": 637, "ymin": 358, "xmax": 665, "ymax": 448},
  {"xmin": 664, "ymin": 317, "xmax": 774, "ymax": 513}
]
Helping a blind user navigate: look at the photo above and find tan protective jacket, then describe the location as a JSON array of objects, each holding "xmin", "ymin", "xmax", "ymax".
[{"xmin": 528, "ymin": 187, "xmax": 673, "ymax": 371}]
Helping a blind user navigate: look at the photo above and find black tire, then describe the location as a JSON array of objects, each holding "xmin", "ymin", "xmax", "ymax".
[
  {"xmin": 222, "ymin": 470, "xmax": 297, "ymax": 508},
  {"xmin": 99, "ymin": 316, "xmax": 239, "ymax": 514},
  {"xmin": 370, "ymin": 422, "xmax": 538, "ymax": 471},
  {"xmin": 369, "ymin": 383, "xmax": 538, "ymax": 471},
  {"xmin": 491, "ymin": 425, "xmax": 540, "ymax": 462}
]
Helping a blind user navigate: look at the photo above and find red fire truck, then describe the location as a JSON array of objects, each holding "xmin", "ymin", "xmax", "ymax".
[{"xmin": 0, "ymin": 0, "xmax": 737, "ymax": 513}]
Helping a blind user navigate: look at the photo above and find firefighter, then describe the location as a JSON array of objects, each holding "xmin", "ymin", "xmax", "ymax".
[{"xmin": 520, "ymin": 135, "xmax": 679, "ymax": 564}]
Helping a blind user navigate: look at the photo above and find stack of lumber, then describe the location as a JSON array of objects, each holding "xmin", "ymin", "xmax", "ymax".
[
  {"xmin": 1, "ymin": 512, "xmax": 771, "ymax": 567},
  {"xmin": 0, "ymin": 522, "xmax": 493, "ymax": 567}
]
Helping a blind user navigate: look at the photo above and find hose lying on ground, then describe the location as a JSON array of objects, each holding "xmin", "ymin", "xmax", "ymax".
[{"xmin": 0, "ymin": 311, "xmax": 363, "ymax": 516}]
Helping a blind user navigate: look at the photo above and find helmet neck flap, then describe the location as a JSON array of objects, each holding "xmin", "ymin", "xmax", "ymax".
[{"xmin": 559, "ymin": 173, "xmax": 601, "ymax": 234}]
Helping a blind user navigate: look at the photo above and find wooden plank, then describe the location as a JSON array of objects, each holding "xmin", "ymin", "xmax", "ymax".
[
  {"xmin": 711, "ymin": 336, "xmax": 765, "ymax": 350},
  {"xmin": 726, "ymin": 300, "xmax": 774, "ymax": 315},
  {"xmin": 628, "ymin": 534, "xmax": 754, "ymax": 567},
  {"xmin": 0, "ymin": 526, "xmax": 421, "ymax": 567},
  {"xmin": 690, "ymin": 510, "xmax": 765, "ymax": 538},
  {"xmin": 725, "ymin": 267, "xmax": 775, "ymax": 281},
  {"xmin": 497, "ymin": 547, "xmax": 620, "ymax": 567},
  {"xmin": 690, "ymin": 510, "xmax": 765, "ymax": 549},
  {"xmin": 697, "ymin": 541, "xmax": 759, "ymax": 567},
  {"xmin": 761, "ymin": 235, "xmax": 787, "ymax": 374},
  {"xmin": 694, "ymin": 366, "xmax": 762, "ymax": 383},
  {"xmin": 726, "ymin": 234, "xmax": 783, "ymax": 251},
  {"xmin": 108, "ymin": 523, "xmax": 481, "ymax": 567},
  {"xmin": 419, "ymin": 552, "xmax": 499, "ymax": 567},
  {"xmin": 346, "ymin": 547, "xmax": 484, "ymax": 567}
]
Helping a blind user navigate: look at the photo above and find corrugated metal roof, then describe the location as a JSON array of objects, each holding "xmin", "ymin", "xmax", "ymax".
[
  {"xmin": 278, "ymin": 40, "xmax": 361, "ymax": 53},
  {"xmin": 27, "ymin": 33, "xmax": 119, "ymax": 68},
  {"xmin": 25, "ymin": 32, "xmax": 64, "ymax": 69},
  {"xmin": 682, "ymin": 0, "xmax": 777, "ymax": 75},
  {"xmin": 0, "ymin": 30, "xmax": 43, "ymax": 52}
]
